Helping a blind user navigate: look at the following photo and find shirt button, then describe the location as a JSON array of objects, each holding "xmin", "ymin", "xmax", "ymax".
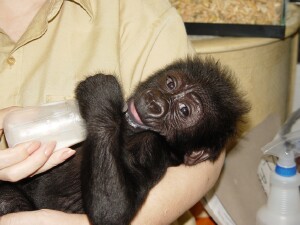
[{"xmin": 7, "ymin": 56, "xmax": 16, "ymax": 65}]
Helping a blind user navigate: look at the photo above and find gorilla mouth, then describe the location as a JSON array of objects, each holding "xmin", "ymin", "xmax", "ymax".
[
  {"xmin": 125, "ymin": 100, "xmax": 150, "ymax": 130},
  {"xmin": 128, "ymin": 100, "xmax": 144, "ymax": 125}
]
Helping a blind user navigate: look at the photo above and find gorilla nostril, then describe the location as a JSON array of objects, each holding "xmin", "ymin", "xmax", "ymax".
[
  {"xmin": 149, "ymin": 102, "xmax": 162, "ymax": 115},
  {"xmin": 142, "ymin": 89, "xmax": 168, "ymax": 118},
  {"xmin": 144, "ymin": 91, "xmax": 154, "ymax": 105},
  {"xmin": 148, "ymin": 99, "xmax": 168, "ymax": 118}
]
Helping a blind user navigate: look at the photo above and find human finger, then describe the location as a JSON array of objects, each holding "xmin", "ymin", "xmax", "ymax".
[
  {"xmin": 0, "ymin": 142, "xmax": 56, "ymax": 182},
  {"xmin": 32, "ymin": 148, "xmax": 76, "ymax": 175},
  {"xmin": 0, "ymin": 141, "xmax": 41, "ymax": 170}
]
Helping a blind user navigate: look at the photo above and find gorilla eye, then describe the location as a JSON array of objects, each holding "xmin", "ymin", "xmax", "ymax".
[
  {"xmin": 166, "ymin": 76, "xmax": 175, "ymax": 90},
  {"xmin": 179, "ymin": 103, "xmax": 189, "ymax": 117}
]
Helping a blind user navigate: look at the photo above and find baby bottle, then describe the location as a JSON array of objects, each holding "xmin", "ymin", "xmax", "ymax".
[{"xmin": 3, "ymin": 100, "xmax": 86, "ymax": 150}]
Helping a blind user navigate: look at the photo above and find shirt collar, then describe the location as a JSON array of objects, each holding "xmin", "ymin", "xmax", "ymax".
[
  {"xmin": 69, "ymin": 0, "xmax": 94, "ymax": 19},
  {"xmin": 10, "ymin": 0, "xmax": 94, "ymax": 53},
  {"xmin": 48, "ymin": 0, "xmax": 94, "ymax": 21}
]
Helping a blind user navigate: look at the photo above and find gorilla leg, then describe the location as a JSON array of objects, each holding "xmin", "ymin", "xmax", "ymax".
[{"xmin": 0, "ymin": 182, "xmax": 35, "ymax": 215}]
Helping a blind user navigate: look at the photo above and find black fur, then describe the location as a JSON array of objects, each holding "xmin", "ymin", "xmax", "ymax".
[{"xmin": 0, "ymin": 57, "xmax": 249, "ymax": 225}]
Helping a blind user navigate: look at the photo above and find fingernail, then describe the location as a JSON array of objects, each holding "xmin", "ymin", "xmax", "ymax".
[
  {"xmin": 44, "ymin": 143, "xmax": 55, "ymax": 156},
  {"xmin": 61, "ymin": 149, "xmax": 76, "ymax": 160}
]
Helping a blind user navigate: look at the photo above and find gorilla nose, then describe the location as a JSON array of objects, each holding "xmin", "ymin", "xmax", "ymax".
[{"xmin": 144, "ymin": 90, "xmax": 168, "ymax": 118}]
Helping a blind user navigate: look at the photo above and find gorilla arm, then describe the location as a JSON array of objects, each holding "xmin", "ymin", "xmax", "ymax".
[{"xmin": 76, "ymin": 74, "xmax": 131, "ymax": 225}]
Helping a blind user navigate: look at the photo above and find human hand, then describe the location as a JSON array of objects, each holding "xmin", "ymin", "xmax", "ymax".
[
  {"xmin": 0, "ymin": 209, "xmax": 90, "ymax": 225},
  {"xmin": 0, "ymin": 107, "xmax": 76, "ymax": 182},
  {"xmin": 0, "ymin": 141, "xmax": 76, "ymax": 182}
]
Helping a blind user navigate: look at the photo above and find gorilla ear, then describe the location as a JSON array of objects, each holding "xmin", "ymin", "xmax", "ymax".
[{"xmin": 184, "ymin": 150, "xmax": 210, "ymax": 165}]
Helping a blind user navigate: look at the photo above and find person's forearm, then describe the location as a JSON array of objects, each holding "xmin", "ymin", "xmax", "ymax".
[
  {"xmin": 132, "ymin": 151, "xmax": 225, "ymax": 225},
  {"xmin": 0, "ymin": 209, "xmax": 90, "ymax": 225}
]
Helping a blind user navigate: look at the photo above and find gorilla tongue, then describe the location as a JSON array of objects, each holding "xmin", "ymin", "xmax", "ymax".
[
  {"xmin": 125, "ymin": 101, "xmax": 150, "ymax": 130},
  {"xmin": 129, "ymin": 101, "xmax": 143, "ymax": 125}
]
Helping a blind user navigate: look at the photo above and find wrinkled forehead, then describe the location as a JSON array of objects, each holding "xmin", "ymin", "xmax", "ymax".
[
  {"xmin": 160, "ymin": 70, "xmax": 202, "ymax": 95},
  {"xmin": 172, "ymin": 88, "xmax": 202, "ymax": 104},
  {"xmin": 157, "ymin": 70, "xmax": 190, "ymax": 87}
]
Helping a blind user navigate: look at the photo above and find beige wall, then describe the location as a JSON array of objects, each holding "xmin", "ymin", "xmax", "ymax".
[
  {"xmin": 191, "ymin": 34, "xmax": 298, "ymax": 129},
  {"xmin": 189, "ymin": 5, "xmax": 300, "ymax": 129}
]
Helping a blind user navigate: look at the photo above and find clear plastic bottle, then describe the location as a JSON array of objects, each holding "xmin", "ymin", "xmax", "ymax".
[
  {"xmin": 3, "ymin": 100, "xmax": 86, "ymax": 150},
  {"xmin": 256, "ymin": 130, "xmax": 300, "ymax": 225}
]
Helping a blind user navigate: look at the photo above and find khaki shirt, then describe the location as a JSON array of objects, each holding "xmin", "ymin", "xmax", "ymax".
[
  {"xmin": 0, "ymin": 0, "xmax": 194, "ymax": 148},
  {"xmin": 0, "ymin": 0, "xmax": 194, "ymax": 107}
]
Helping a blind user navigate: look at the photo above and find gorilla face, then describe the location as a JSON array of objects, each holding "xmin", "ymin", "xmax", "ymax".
[
  {"xmin": 127, "ymin": 70, "xmax": 204, "ymax": 137},
  {"xmin": 126, "ymin": 57, "xmax": 250, "ymax": 162}
]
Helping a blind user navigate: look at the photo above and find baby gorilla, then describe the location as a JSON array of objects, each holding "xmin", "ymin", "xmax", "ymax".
[{"xmin": 0, "ymin": 57, "xmax": 249, "ymax": 225}]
